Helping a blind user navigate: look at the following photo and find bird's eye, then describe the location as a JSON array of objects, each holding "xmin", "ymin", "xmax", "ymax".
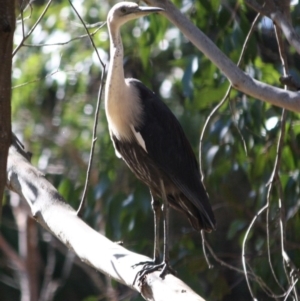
[{"xmin": 120, "ymin": 7, "xmax": 126, "ymax": 13}]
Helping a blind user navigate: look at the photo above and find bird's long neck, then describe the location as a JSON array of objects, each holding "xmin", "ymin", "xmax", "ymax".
[
  {"xmin": 105, "ymin": 23, "xmax": 141, "ymax": 141},
  {"xmin": 106, "ymin": 24, "xmax": 126, "ymax": 100}
]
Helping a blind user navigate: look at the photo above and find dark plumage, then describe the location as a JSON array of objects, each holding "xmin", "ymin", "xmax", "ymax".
[
  {"xmin": 105, "ymin": 2, "xmax": 216, "ymax": 280},
  {"xmin": 112, "ymin": 79, "xmax": 215, "ymax": 232}
]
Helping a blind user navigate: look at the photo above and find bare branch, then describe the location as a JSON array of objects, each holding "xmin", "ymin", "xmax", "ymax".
[
  {"xmin": 68, "ymin": 0, "xmax": 106, "ymax": 215},
  {"xmin": 204, "ymin": 240, "xmax": 278, "ymax": 297},
  {"xmin": 242, "ymin": 204, "xmax": 268, "ymax": 300},
  {"xmin": 244, "ymin": 0, "xmax": 268, "ymax": 15},
  {"xmin": 273, "ymin": 23, "xmax": 298, "ymax": 299},
  {"xmin": 12, "ymin": 68, "xmax": 61, "ymax": 90},
  {"xmin": 265, "ymin": 23, "xmax": 289, "ymax": 295},
  {"xmin": 6, "ymin": 136, "xmax": 206, "ymax": 301},
  {"xmin": 199, "ymin": 12, "xmax": 260, "ymax": 179},
  {"xmin": 0, "ymin": 233, "xmax": 25, "ymax": 272},
  {"xmin": 246, "ymin": 0, "xmax": 300, "ymax": 56},
  {"xmin": 12, "ymin": 0, "xmax": 54, "ymax": 57},
  {"xmin": 144, "ymin": 0, "xmax": 300, "ymax": 112},
  {"xmin": 23, "ymin": 23, "xmax": 105, "ymax": 47},
  {"xmin": 271, "ymin": 12, "xmax": 300, "ymax": 56}
]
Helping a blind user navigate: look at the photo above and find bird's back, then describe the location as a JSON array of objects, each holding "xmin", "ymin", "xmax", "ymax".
[{"xmin": 112, "ymin": 79, "xmax": 216, "ymax": 232}]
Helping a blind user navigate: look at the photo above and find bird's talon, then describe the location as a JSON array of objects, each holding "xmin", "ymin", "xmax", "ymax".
[
  {"xmin": 132, "ymin": 260, "xmax": 154, "ymax": 269},
  {"xmin": 133, "ymin": 261, "xmax": 175, "ymax": 285}
]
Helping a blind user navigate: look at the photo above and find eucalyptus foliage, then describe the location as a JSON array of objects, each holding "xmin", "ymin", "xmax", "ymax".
[{"xmin": 2, "ymin": 0, "xmax": 300, "ymax": 300}]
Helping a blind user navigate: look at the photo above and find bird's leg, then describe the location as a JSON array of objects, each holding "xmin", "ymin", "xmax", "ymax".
[
  {"xmin": 132, "ymin": 195, "xmax": 161, "ymax": 283},
  {"xmin": 132, "ymin": 182, "xmax": 176, "ymax": 285},
  {"xmin": 158, "ymin": 179, "xmax": 176, "ymax": 277},
  {"xmin": 152, "ymin": 197, "xmax": 161, "ymax": 264},
  {"xmin": 132, "ymin": 193, "xmax": 161, "ymax": 265},
  {"xmin": 160, "ymin": 187, "xmax": 169, "ymax": 277}
]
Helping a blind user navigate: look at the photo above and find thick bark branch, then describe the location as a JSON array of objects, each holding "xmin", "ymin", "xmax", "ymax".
[
  {"xmin": 6, "ymin": 137, "xmax": 205, "ymax": 301},
  {"xmin": 0, "ymin": 0, "xmax": 14, "ymax": 217},
  {"xmin": 145, "ymin": 0, "xmax": 300, "ymax": 112}
]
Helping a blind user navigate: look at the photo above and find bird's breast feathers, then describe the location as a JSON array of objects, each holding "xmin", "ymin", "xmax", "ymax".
[{"xmin": 106, "ymin": 80, "xmax": 145, "ymax": 144}]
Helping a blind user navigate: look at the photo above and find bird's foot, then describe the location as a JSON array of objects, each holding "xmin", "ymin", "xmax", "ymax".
[{"xmin": 132, "ymin": 260, "xmax": 176, "ymax": 285}]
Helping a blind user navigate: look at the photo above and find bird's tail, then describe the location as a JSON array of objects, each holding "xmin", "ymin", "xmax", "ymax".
[{"xmin": 169, "ymin": 193, "xmax": 216, "ymax": 232}]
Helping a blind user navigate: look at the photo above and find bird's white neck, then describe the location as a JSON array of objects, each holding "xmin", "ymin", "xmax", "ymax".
[
  {"xmin": 106, "ymin": 25, "xmax": 126, "ymax": 97},
  {"xmin": 105, "ymin": 24, "xmax": 143, "ymax": 141}
]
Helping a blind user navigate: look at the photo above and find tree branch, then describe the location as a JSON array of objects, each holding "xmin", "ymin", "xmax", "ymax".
[
  {"xmin": 246, "ymin": 0, "xmax": 300, "ymax": 56},
  {"xmin": 6, "ymin": 136, "xmax": 205, "ymax": 301},
  {"xmin": 267, "ymin": 12, "xmax": 300, "ymax": 57},
  {"xmin": 144, "ymin": 0, "xmax": 300, "ymax": 112},
  {"xmin": 0, "ymin": 233, "xmax": 25, "ymax": 272}
]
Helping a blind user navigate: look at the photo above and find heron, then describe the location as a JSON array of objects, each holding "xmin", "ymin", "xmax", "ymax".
[{"xmin": 105, "ymin": 2, "xmax": 216, "ymax": 280}]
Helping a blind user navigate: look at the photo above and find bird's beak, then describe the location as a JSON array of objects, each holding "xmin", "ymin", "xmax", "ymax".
[{"xmin": 136, "ymin": 6, "xmax": 164, "ymax": 16}]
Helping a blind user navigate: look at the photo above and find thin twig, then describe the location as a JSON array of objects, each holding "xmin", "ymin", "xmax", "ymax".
[
  {"xmin": 68, "ymin": 0, "xmax": 106, "ymax": 216},
  {"xmin": 244, "ymin": 0, "xmax": 268, "ymax": 15},
  {"xmin": 283, "ymin": 278, "xmax": 299, "ymax": 301},
  {"xmin": 0, "ymin": 233, "xmax": 25, "ymax": 272},
  {"xmin": 200, "ymin": 14, "xmax": 270, "ymax": 297},
  {"xmin": 13, "ymin": 0, "xmax": 54, "ymax": 57},
  {"xmin": 12, "ymin": 69, "xmax": 62, "ymax": 90},
  {"xmin": 265, "ymin": 178, "xmax": 285, "ymax": 291},
  {"xmin": 247, "ymin": 265, "xmax": 285, "ymax": 300},
  {"xmin": 68, "ymin": 0, "xmax": 105, "ymax": 68},
  {"xmin": 20, "ymin": 3, "xmax": 25, "ymax": 38},
  {"xmin": 204, "ymin": 238, "xmax": 278, "ymax": 297},
  {"xmin": 200, "ymin": 231, "xmax": 213, "ymax": 269},
  {"xmin": 70, "ymin": 20, "xmax": 106, "ymax": 29},
  {"xmin": 23, "ymin": 23, "xmax": 106, "ymax": 47},
  {"xmin": 199, "ymin": 14, "xmax": 263, "ymax": 293},
  {"xmin": 274, "ymin": 23, "xmax": 298, "ymax": 299},
  {"xmin": 242, "ymin": 204, "xmax": 268, "ymax": 300},
  {"xmin": 199, "ymin": 13, "xmax": 260, "ymax": 180},
  {"xmin": 265, "ymin": 21, "xmax": 288, "ymax": 293},
  {"xmin": 199, "ymin": 92, "xmax": 229, "ymax": 181}
]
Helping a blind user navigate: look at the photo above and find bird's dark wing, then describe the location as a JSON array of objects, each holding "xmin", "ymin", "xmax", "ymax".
[{"xmin": 129, "ymin": 79, "xmax": 216, "ymax": 230}]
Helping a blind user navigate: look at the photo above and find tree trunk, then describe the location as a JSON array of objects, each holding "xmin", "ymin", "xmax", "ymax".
[{"xmin": 0, "ymin": 0, "xmax": 15, "ymax": 216}]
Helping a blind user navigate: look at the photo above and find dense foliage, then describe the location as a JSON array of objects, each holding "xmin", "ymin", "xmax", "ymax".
[{"xmin": 1, "ymin": 0, "xmax": 300, "ymax": 300}]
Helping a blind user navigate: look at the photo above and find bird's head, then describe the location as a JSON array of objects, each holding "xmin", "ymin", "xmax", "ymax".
[{"xmin": 107, "ymin": 2, "xmax": 163, "ymax": 27}]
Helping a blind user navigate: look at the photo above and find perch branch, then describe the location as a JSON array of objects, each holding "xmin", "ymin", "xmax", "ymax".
[{"xmin": 6, "ymin": 136, "xmax": 205, "ymax": 301}]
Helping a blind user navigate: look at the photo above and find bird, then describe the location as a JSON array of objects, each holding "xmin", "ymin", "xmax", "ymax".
[{"xmin": 105, "ymin": 2, "xmax": 216, "ymax": 280}]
